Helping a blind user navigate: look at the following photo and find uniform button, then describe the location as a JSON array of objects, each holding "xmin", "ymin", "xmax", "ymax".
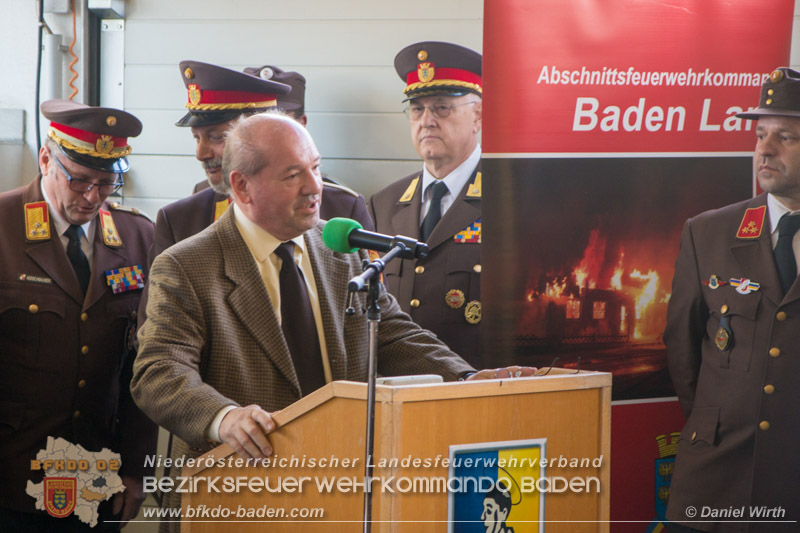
[
  {"xmin": 473, "ymin": 264, "xmax": 482, "ymax": 273},
  {"xmin": 73, "ymin": 410, "xmax": 80, "ymax": 419},
  {"xmin": 720, "ymin": 304, "xmax": 728, "ymax": 314},
  {"xmin": 410, "ymin": 299, "xmax": 420, "ymax": 308},
  {"xmin": 776, "ymin": 311, "xmax": 787, "ymax": 321},
  {"xmin": 81, "ymin": 346, "xmax": 89, "ymax": 355},
  {"xmin": 29, "ymin": 304, "xmax": 39, "ymax": 314},
  {"xmin": 691, "ymin": 431, "xmax": 697, "ymax": 441},
  {"xmin": 769, "ymin": 347, "xmax": 781, "ymax": 358},
  {"xmin": 131, "ymin": 311, "xmax": 137, "ymax": 320},
  {"xmin": 415, "ymin": 266, "xmax": 425, "ymax": 274},
  {"xmin": 763, "ymin": 384, "xmax": 775, "ymax": 395},
  {"xmin": 759, "ymin": 421, "xmax": 770, "ymax": 431},
  {"xmin": 78, "ymin": 380, "xmax": 87, "ymax": 389},
  {"xmin": 80, "ymin": 313, "xmax": 88, "ymax": 322}
]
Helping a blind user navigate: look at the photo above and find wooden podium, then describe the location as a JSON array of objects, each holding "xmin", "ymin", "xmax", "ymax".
[{"xmin": 182, "ymin": 369, "xmax": 611, "ymax": 532}]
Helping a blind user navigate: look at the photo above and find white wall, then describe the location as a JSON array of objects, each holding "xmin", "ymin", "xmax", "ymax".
[{"xmin": 119, "ymin": 0, "xmax": 483, "ymax": 217}]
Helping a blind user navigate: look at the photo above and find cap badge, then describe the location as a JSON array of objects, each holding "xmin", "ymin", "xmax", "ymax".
[
  {"xmin": 464, "ymin": 300, "xmax": 482, "ymax": 324},
  {"xmin": 770, "ymin": 69, "xmax": 784, "ymax": 83},
  {"xmin": 259, "ymin": 67, "xmax": 274, "ymax": 80},
  {"xmin": 446, "ymin": 289, "xmax": 466, "ymax": 309},
  {"xmin": 184, "ymin": 67, "xmax": 195, "ymax": 80},
  {"xmin": 736, "ymin": 205, "xmax": 766, "ymax": 239},
  {"xmin": 106, "ymin": 116, "xmax": 117, "ymax": 127},
  {"xmin": 188, "ymin": 84, "xmax": 202, "ymax": 106},
  {"xmin": 417, "ymin": 50, "xmax": 428, "ymax": 61},
  {"xmin": 703, "ymin": 275, "xmax": 727, "ymax": 290},
  {"xmin": 24, "ymin": 201, "xmax": 51, "ymax": 241},
  {"xmin": 418, "ymin": 62, "xmax": 435, "ymax": 83},
  {"xmin": 95, "ymin": 135, "xmax": 114, "ymax": 155}
]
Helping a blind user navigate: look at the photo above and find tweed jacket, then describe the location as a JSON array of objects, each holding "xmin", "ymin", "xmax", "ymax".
[
  {"xmin": 131, "ymin": 207, "xmax": 473, "ymax": 451},
  {"xmin": 0, "ymin": 177, "xmax": 157, "ymax": 512},
  {"xmin": 369, "ymin": 166, "xmax": 482, "ymax": 366},
  {"xmin": 664, "ymin": 194, "xmax": 800, "ymax": 532}
]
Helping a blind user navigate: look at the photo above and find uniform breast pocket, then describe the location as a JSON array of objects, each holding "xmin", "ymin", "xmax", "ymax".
[
  {"xmin": 442, "ymin": 245, "xmax": 481, "ymax": 324},
  {"xmin": 0, "ymin": 282, "xmax": 66, "ymax": 369},
  {"xmin": 706, "ymin": 292, "xmax": 760, "ymax": 371},
  {"xmin": 106, "ymin": 294, "xmax": 140, "ymax": 363}
]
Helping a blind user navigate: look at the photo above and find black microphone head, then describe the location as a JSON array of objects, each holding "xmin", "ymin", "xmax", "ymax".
[{"xmin": 322, "ymin": 217, "xmax": 363, "ymax": 253}]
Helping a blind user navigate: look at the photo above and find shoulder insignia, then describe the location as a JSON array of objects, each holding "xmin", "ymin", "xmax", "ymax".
[
  {"xmin": 399, "ymin": 176, "xmax": 420, "ymax": 203},
  {"xmin": 466, "ymin": 171, "xmax": 482, "ymax": 198},
  {"xmin": 109, "ymin": 201, "xmax": 153, "ymax": 222},
  {"xmin": 736, "ymin": 205, "xmax": 766, "ymax": 239},
  {"xmin": 214, "ymin": 198, "xmax": 232, "ymax": 222},
  {"xmin": 322, "ymin": 180, "xmax": 359, "ymax": 198},
  {"xmin": 99, "ymin": 208, "xmax": 123, "ymax": 247},
  {"xmin": 24, "ymin": 201, "xmax": 51, "ymax": 241}
]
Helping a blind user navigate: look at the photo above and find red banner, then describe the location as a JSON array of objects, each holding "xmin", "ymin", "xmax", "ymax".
[{"xmin": 484, "ymin": 0, "xmax": 793, "ymax": 154}]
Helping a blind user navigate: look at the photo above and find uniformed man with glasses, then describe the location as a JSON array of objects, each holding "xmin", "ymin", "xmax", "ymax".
[
  {"xmin": 369, "ymin": 41, "xmax": 484, "ymax": 366},
  {"xmin": 0, "ymin": 99, "xmax": 157, "ymax": 531}
]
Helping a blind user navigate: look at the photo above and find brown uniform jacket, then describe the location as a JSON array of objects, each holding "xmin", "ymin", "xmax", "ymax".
[
  {"xmin": 0, "ymin": 177, "xmax": 157, "ymax": 512},
  {"xmin": 369, "ymin": 167, "xmax": 482, "ymax": 366},
  {"xmin": 664, "ymin": 194, "xmax": 800, "ymax": 532},
  {"xmin": 131, "ymin": 209, "xmax": 473, "ymax": 530}
]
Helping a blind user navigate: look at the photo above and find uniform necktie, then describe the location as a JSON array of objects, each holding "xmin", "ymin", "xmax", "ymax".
[
  {"xmin": 774, "ymin": 213, "xmax": 800, "ymax": 295},
  {"xmin": 274, "ymin": 242, "xmax": 325, "ymax": 395},
  {"xmin": 420, "ymin": 180, "xmax": 448, "ymax": 241},
  {"xmin": 65, "ymin": 224, "xmax": 90, "ymax": 295}
]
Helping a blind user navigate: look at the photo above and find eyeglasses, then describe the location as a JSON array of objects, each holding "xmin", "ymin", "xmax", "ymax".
[
  {"xmin": 402, "ymin": 100, "xmax": 479, "ymax": 121},
  {"xmin": 53, "ymin": 155, "xmax": 124, "ymax": 195}
]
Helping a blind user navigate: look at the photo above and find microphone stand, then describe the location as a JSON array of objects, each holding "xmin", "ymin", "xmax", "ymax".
[{"xmin": 346, "ymin": 244, "xmax": 409, "ymax": 533}]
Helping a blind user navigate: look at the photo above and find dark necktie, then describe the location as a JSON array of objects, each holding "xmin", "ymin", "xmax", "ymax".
[
  {"xmin": 774, "ymin": 213, "xmax": 800, "ymax": 295},
  {"xmin": 420, "ymin": 180, "xmax": 449, "ymax": 241},
  {"xmin": 65, "ymin": 224, "xmax": 90, "ymax": 295},
  {"xmin": 274, "ymin": 242, "xmax": 326, "ymax": 396}
]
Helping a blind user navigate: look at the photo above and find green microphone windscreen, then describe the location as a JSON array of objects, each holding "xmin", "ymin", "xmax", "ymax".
[{"xmin": 322, "ymin": 217, "xmax": 364, "ymax": 253}]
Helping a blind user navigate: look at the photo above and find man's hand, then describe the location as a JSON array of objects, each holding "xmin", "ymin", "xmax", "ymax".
[
  {"xmin": 218, "ymin": 404, "xmax": 276, "ymax": 459},
  {"xmin": 112, "ymin": 475, "xmax": 145, "ymax": 528},
  {"xmin": 466, "ymin": 366, "xmax": 538, "ymax": 380}
]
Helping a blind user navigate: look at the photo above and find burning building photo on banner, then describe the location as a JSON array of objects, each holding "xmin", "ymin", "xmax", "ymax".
[{"xmin": 484, "ymin": 156, "xmax": 753, "ymax": 400}]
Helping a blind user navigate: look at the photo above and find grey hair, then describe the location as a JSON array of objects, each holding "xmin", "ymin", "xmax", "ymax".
[{"xmin": 221, "ymin": 110, "xmax": 292, "ymax": 191}]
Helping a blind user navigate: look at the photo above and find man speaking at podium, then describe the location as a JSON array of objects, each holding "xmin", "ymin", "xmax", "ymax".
[{"xmin": 131, "ymin": 113, "xmax": 532, "ymax": 527}]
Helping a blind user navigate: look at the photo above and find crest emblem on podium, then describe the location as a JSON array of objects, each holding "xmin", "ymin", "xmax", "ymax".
[
  {"xmin": 44, "ymin": 477, "xmax": 77, "ymax": 518},
  {"xmin": 448, "ymin": 439, "xmax": 546, "ymax": 533}
]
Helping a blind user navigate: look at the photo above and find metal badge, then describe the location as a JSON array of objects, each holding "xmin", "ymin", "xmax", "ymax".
[
  {"xmin": 446, "ymin": 289, "xmax": 465, "ymax": 309},
  {"xmin": 464, "ymin": 300, "xmax": 481, "ymax": 324},
  {"xmin": 729, "ymin": 278, "xmax": 760, "ymax": 295},
  {"xmin": 715, "ymin": 315, "xmax": 732, "ymax": 351},
  {"xmin": 703, "ymin": 275, "xmax": 727, "ymax": 290}
]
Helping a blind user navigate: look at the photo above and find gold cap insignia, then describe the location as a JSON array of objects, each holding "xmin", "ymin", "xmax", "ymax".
[
  {"xmin": 99, "ymin": 209, "xmax": 123, "ymax": 247},
  {"xmin": 417, "ymin": 50, "xmax": 428, "ymax": 61},
  {"xmin": 418, "ymin": 62, "xmax": 435, "ymax": 83},
  {"xmin": 188, "ymin": 84, "xmax": 202, "ymax": 106},
  {"xmin": 184, "ymin": 67, "xmax": 195, "ymax": 79},
  {"xmin": 106, "ymin": 116, "xmax": 117, "ymax": 127},
  {"xmin": 25, "ymin": 201, "xmax": 51, "ymax": 241},
  {"xmin": 770, "ymin": 69, "xmax": 784, "ymax": 83},
  {"xmin": 464, "ymin": 300, "xmax": 481, "ymax": 324},
  {"xmin": 95, "ymin": 135, "xmax": 114, "ymax": 155},
  {"xmin": 446, "ymin": 289, "xmax": 466, "ymax": 309}
]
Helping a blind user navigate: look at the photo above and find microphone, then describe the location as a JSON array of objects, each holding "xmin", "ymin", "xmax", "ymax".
[{"xmin": 322, "ymin": 218, "xmax": 428, "ymax": 259}]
